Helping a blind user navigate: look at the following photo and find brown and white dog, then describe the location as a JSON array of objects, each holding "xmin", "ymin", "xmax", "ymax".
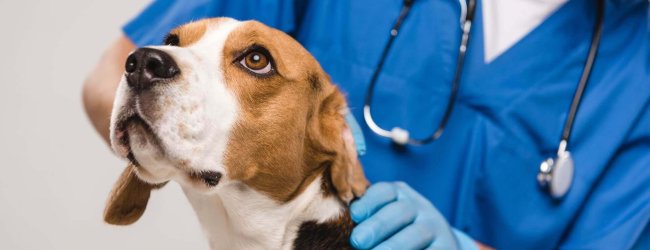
[{"xmin": 104, "ymin": 17, "xmax": 369, "ymax": 249}]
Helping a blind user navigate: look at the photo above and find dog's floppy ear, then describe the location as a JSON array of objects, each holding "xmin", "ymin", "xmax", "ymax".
[
  {"xmin": 104, "ymin": 164, "xmax": 165, "ymax": 225},
  {"xmin": 309, "ymin": 84, "xmax": 369, "ymax": 203},
  {"xmin": 333, "ymin": 117, "xmax": 369, "ymax": 203}
]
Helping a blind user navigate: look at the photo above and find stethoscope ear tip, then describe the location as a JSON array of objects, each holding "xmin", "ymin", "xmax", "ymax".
[{"xmin": 390, "ymin": 127, "xmax": 410, "ymax": 146}]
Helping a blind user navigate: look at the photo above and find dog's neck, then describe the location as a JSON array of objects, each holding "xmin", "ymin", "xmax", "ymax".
[{"xmin": 182, "ymin": 174, "xmax": 345, "ymax": 250}]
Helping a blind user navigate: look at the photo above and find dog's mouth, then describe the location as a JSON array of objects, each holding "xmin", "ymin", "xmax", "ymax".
[
  {"xmin": 113, "ymin": 115, "xmax": 159, "ymax": 165},
  {"xmin": 113, "ymin": 115, "xmax": 223, "ymax": 187}
]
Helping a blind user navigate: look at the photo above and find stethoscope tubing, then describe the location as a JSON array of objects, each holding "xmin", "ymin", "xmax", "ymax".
[
  {"xmin": 362, "ymin": 0, "xmax": 605, "ymax": 199},
  {"xmin": 559, "ymin": 0, "xmax": 604, "ymax": 148},
  {"xmin": 363, "ymin": 0, "xmax": 603, "ymax": 149},
  {"xmin": 362, "ymin": 1, "xmax": 413, "ymax": 140},
  {"xmin": 363, "ymin": 0, "xmax": 476, "ymax": 145}
]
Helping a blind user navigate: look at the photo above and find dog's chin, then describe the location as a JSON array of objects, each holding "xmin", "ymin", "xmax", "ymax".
[
  {"xmin": 111, "ymin": 114, "xmax": 224, "ymax": 190},
  {"xmin": 131, "ymin": 165, "xmax": 171, "ymax": 185}
]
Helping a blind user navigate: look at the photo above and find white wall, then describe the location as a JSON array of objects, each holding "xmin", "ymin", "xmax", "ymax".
[{"xmin": 0, "ymin": 0, "xmax": 207, "ymax": 249}]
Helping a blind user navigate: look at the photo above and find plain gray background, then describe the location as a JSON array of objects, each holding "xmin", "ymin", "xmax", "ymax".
[{"xmin": 0, "ymin": 0, "xmax": 207, "ymax": 249}]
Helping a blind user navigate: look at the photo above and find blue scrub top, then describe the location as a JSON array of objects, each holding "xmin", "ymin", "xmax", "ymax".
[{"xmin": 123, "ymin": 0, "xmax": 650, "ymax": 248}]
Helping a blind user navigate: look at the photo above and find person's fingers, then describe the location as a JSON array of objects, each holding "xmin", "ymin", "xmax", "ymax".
[
  {"xmin": 394, "ymin": 181, "xmax": 428, "ymax": 203},
  {"xmin": 350, "ymin": 200, "xmax": 417, "ymax": 249},
  {"xmin": 350, "ymin": 182, "xmax": 398, "ymax": 223},
  {"xmin": 372, "ymin": 223, "xmax": 435, "ymax": 250}
]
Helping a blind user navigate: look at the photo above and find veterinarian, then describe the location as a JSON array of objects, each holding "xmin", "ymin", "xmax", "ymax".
[{"xmin": 83, "ymin": 0, "xmax": 649, "ymax": 249}]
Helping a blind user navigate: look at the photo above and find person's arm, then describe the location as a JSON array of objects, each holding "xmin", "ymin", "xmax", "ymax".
[{"xmin": 82, "ymin": 36, "xmax": 136, "ymax": 144}]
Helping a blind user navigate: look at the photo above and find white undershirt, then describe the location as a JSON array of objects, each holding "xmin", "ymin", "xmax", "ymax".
[{"xmin": 482, "ymin": 0, "xmax": 568, "ymax": 63}]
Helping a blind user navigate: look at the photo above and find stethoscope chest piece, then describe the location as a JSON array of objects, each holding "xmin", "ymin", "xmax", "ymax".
[{"xmin": 537, "ymin": 146, "xmax": 574, "ymax": 199}]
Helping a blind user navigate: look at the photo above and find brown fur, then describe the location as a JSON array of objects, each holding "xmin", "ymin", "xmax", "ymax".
[
  {"xmin": 103, "ymin": 164, "xmax": 165, "ymax": 225},
  {"xmin": 168, "ymin": 20, "xmax": 209, "ymax": 47},
  {"xmin": 221, "ymin": 20, "xmax": 368, "ymax": 203}
]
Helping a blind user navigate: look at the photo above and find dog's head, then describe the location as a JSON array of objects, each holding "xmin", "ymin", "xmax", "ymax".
[{"xmin": 104, "ymin": 18, "xmax": 368, "ymax": 225}]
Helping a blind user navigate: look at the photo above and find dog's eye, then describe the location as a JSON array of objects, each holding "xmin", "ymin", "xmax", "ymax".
[
  {"xmin": 163, "ymin": 34, "xmax": 180, "ymax": 46},
  {"xmin": 238, "ymin": 49, "xmax": 274, "ymax": 76}
]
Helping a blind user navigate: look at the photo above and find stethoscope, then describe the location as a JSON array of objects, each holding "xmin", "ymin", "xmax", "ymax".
[{"xmin": 363, "ymin": 0, "xmax": 604, "ymax": 199}]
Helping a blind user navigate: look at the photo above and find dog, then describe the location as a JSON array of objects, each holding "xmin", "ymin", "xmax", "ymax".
[{"xmin": 104, "ymin": 17, "xmax": 369, "ymax": 249}]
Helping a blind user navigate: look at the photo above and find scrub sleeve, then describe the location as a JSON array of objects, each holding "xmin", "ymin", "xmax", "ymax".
[{"xmin": 123, "ymin": 0, "xmax": 297, "ymax": 47}]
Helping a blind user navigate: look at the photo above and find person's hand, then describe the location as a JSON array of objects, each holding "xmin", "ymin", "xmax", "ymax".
[{"xmin": 349, "ymin": 182, "xmax": 477, "ymax": 250}]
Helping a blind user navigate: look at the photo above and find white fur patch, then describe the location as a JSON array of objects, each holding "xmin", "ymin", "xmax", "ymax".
[
  {"xmin": 110, "ymin": 19, "xmax": 242, "ymax": 187},
  {"xmin": 184, "ymin": 176, "xmax": 344, "ymax": 250}
]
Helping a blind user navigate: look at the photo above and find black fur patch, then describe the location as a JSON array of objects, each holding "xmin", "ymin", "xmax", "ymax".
[
  {"xmin": 308, "ymin": 73, "xmax": 321, "ymax": 91},
  {"xmin": 163, "ymin": 33, "xmax": 180, "ymax": 46},
  {"xmin": 320, "ymin": 163, "xmax": 335, "ymax": 197},
  {"xmin": 293, "ymin": 211, "xmax": 355, "ymax": 250}
]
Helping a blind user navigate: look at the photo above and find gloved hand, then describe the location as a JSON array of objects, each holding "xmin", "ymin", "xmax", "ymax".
[{"xmin": 349, "ymin": 182, "xmax": 478, "ymax": 250}]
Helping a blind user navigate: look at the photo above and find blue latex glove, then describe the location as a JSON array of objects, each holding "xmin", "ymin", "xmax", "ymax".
[{"xmin": 350, "ymin": 182, "xmax": 478, "ymax": 250}]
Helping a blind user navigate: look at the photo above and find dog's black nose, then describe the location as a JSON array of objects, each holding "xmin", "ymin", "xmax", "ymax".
[{"xmin": 125, "ymin": 48, "xmax": 179, "ymax": 91}]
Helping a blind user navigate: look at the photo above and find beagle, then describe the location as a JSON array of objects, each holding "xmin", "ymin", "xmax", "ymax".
[{"xmin": 104, "ymin": 18, "xmax": 369, "ymax": 250}]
